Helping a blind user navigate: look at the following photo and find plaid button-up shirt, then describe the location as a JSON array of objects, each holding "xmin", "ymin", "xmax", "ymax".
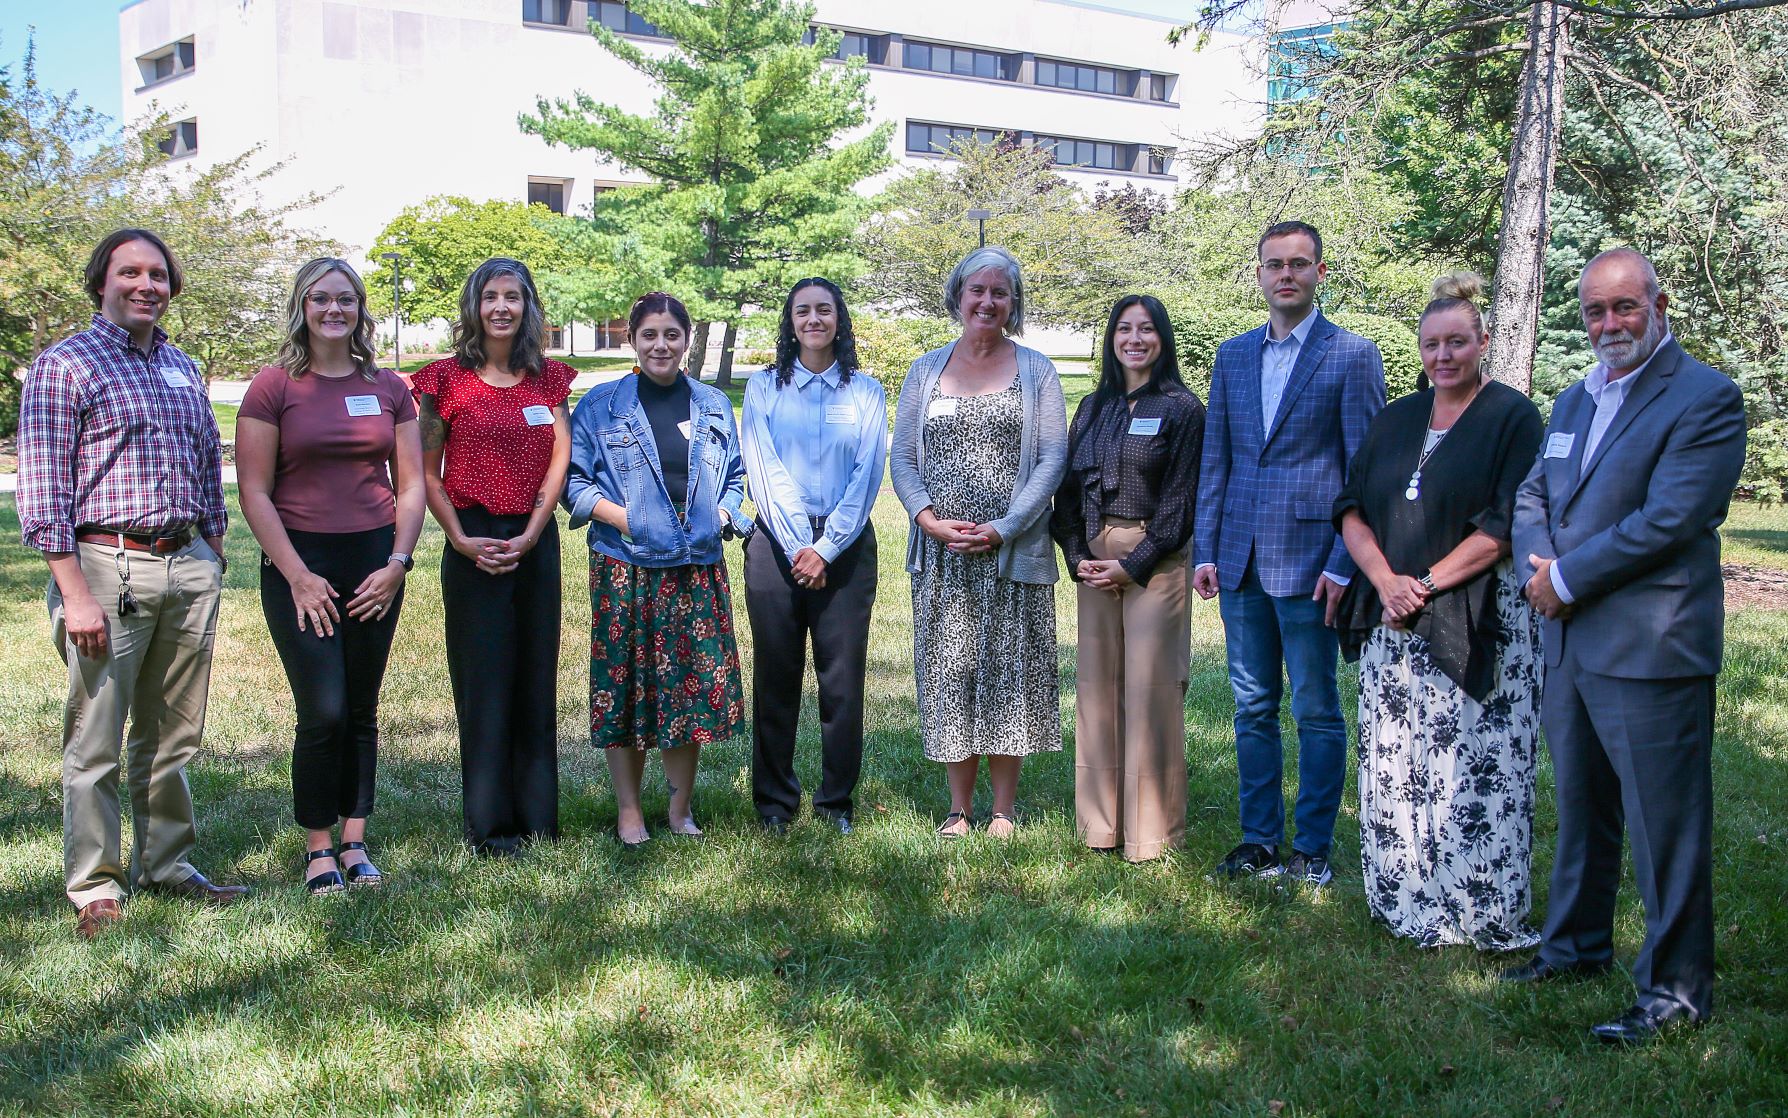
[{"xmin": 17, "ymin": 314, "xmax": 227, "ymax": 553}]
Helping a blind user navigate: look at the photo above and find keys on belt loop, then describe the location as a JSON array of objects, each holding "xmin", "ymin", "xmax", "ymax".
[{"xmin": 112, "ymin": 543, "xmax": 140, "ymax": 618}]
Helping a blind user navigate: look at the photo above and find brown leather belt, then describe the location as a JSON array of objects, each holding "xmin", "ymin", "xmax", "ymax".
[{"xmin": 76, "ymin": 527, "xmax": 195, "ymax": 555}]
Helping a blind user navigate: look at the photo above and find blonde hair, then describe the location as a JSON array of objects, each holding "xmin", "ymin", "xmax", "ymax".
[
  {"xmin": 1421, "ymin": 270, "xmax": 1488, "ymax": 335},
  {"xmin": 275, "ymin": 258, "xmax": 380, "ymax": 380}
]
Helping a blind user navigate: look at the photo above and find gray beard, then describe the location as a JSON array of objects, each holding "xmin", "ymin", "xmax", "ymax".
[{"xmin": 1592, "ymin": 314, "xmax": 1664, "ymax": 370}]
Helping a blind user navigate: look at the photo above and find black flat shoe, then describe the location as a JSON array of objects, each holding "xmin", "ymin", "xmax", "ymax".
[
  {"xmin": 760, "ymin": 815, "xmax": 790, "ymax": 835},
  {"xmin": 303, "ymin": 847, "xmax": 344, "ymax": 896},
  {"xmin": 337, "ymin": 841, "xmax": 383, "ymax": 887},
  {"xmin": 1497, "ymin": 957, "xmax": 1613, "ymax": 984},
  {"xmin": 1591, "ymin": 1005, "xmax": 1697, "ymax": 1046}
]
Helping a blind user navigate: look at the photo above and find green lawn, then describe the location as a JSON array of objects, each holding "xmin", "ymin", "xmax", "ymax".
[{"xmin": 0, "ymin": 495, "xmax": 1783, "ymax": 1116}]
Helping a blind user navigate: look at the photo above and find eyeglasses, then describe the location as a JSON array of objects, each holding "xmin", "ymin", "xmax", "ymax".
[
  {"xmin": 1260, "ymin": 259, "xmax": 1317, "ymax": 274},
  {"xmin": 305, "ymin": 293, "xmax": 361, "ymax": 310}
]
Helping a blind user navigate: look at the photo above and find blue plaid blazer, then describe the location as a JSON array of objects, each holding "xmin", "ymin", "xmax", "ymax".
[{"xmin": 1194, "ymin": 312, "xmax": 1385, "ymax": 597}]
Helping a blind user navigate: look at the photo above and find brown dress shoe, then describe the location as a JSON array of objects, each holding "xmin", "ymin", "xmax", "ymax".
[
  {"xmin": 75, "ymin": 898, "xmax": 123, "ymax": 939},
  {"xmin": 150, "ymin": 870, "xmax": 251, "ymax": 906}
]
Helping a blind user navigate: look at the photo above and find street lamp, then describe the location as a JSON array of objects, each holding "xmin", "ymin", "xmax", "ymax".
[
  {"xmin": 966, "ymin": 208, "xmax": 991, "ymax": 248},
  {"xmin": 380, "ymin": 251, "xmax": 405, "ymax": 372}
]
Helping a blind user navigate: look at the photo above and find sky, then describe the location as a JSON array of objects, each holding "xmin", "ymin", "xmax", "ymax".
[
  {"xmin": 0, "ymin": 0, "xmax": 124, "ymax": 122},
  {"xmin": 0, "ymin": 0, "xmax": 1212, "ymax": 128}
]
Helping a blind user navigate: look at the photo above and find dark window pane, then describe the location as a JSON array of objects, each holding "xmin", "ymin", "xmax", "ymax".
[
  {"xmin": 1077, "ymin": 67, "xmax": 1095, "ymax": 92},
  {"xmin": 1095, "ymin": 143, "xmax": 1115, "ymax": 168},
  {"xmin": 1097, "ymin": 69, "xmax": 1115, "ymax": 94},
  {"xmin": 626, "ymin": 11, "xmax": 659, "ymax": 35},
  {"xmin": 906, "ymin": 43, "xmax": 929, "ymax": 70},
  {"xmin": 1038, "ymin": 61, "xmax": 1055, "ymax": 86},
  {"xmin": 177, "ymin": 41, "xmax": 195, "ymax": 69},
  {"xmin": 599, "ymin": 2, "xmax": 625, "ymax": 30},
  {"xmin": 523, "ymin": 0, "xmax": 543, "ymax": 20},
  {"xmin": 906, "ymin": 122, "xmax": 928, "ymax": 152},
  {"xmin": 974, "ymin": 52, "xmax": 996, "ymax": 79},
  {"xmin": 952, "ymin": 50, "xmax": 972, "ymax": 76},
  {"xmin": 1077, "ymin": 141, "xmax": 1094, "ymax": 165},
  {"xmin": 1151, "ymin": 73, "xmax": 1168, "ymax": 100}
]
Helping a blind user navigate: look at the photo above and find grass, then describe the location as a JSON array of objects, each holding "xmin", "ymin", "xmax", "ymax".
[{"xmin": 0, "ymin": 492, "xmax": 1784, "ymax": 1117}]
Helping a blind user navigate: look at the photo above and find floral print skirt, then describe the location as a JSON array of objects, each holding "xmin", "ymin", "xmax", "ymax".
[
  {"xmin": 588, "ymin": 553, "xmax": 745, "ymax": 751},
  {"xmin": 1357, "ymin": 560, "xmax": 1541, "ymax": 951}
]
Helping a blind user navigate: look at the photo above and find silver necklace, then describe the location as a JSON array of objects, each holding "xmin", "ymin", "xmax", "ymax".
[{"xmin": 1405, "ymin": 381, "xmax": 1483, "ymax": 501}]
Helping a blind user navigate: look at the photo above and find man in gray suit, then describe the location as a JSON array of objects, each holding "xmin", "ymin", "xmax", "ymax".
[{"xmin": 1505, "ymin": 248, "xmax": 1746, "ymax": 1045}]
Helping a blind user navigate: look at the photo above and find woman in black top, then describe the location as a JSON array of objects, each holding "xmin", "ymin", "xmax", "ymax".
[
  {"xmin": 1333, "ymin": 271, "xmax": 1545, "ymax": 949},
  {"xmin": 1051, "ymin": 294, "xmax": 1205, "ymax": 861}
]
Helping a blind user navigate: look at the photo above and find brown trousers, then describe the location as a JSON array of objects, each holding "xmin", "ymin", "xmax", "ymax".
[{"xmin": 1074, "ymin": 520, "xmax": 1190, "ymax": 861}]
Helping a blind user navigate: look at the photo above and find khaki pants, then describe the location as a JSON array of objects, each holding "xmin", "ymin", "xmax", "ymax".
[
  {"xmin": 1075, "ymin": 519, "xmax": 1190, "ymax": 861},
  {"xmin": 49, "ymin": 538, "xmax": 222, "ymax": 906}
]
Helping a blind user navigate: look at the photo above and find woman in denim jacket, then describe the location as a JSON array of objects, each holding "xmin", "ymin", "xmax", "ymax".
[{"xmin": 565, "ymin": 292, "xmax": 752, "ymax": 847}]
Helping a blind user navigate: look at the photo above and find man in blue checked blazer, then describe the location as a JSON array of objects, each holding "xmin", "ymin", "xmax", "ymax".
[{"xmin": 1193, "ymin": 221, "xmax": 1385, "ymax": 888}]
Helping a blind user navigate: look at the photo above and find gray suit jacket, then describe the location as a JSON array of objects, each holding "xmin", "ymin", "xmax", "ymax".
[
  {"xmin": 890, "ymin": 339, "xmax": 1068, "ymax": 584},
  {"xmin": 1512, "ymin": 339, "xmax": 1746, "ymax": 678}
]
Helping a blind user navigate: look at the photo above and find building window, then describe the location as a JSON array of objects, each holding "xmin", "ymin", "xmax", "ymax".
[
  {"xmin": 546, "ymin": 325, "xmax": 566, "ymax": 350},
  {"xmin": 1148, "ymin": 146, "xmax": 1172, "ymax": 175},
  {"xmin": 136, "ymin": 37, "xmax": 195, "ymax": 88},
  {"xmin": 159, "ymin": 118, "xmax": 198, "ymax": 159},
  {"xmin": 805, "ymin": 27, "xmax": 887, "ymax": 63},
  {"xmin": 1268, "ymin": 23, "xmax": 1339, "ymax": 106},
  {"xmin": 903, "ymin": 41, "xmax": 1011, "ymax": 82},
  {"xmin": 906, "ymin": 121, "xmax": 1009, "ymax": 157},
  {"xmin": 1035, "ymin": 59, "xmax": 1126, "ymax": 96},
  {"xmin": 593, "ymin": 0, "xmax": 663, "ymax": 37},
  {"xmin": 528, "ymin": 179, "xmax": 569, "ymax": 214},
  {"xmin": 521, "ymin": 0, "xmax": 574, "ymax": 27},
  {"xmin": 1032, "ymin": 133, "xmax": 1133, "ymax": 171},
  {"xmin": 1149, "ymin": 73, "xmax": 1170, "ymax": 102}
]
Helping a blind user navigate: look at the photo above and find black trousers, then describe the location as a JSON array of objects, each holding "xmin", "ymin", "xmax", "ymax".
[
  {"xmin": 744, "ymin": 522, "xmax": 877, "ymax": 820},
  {"xmin": 261, "ymin": 525, "xmax": 401, "ymax": 830},
  {"xmin": 441, "ymin": 506, "xmax": 561, "ymax": 853}
]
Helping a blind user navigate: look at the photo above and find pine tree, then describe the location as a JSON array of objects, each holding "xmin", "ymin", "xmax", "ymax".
[{"xmin": 520, "ymin": 0, "xmax": 892, "ymax": 385}]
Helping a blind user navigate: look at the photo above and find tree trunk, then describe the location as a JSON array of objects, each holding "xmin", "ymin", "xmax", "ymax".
[
  {"xmin": 688, "ymin": 320, "xmax": 710, "ymax": 377},
  {"xmin": 714, "ymin": 321, "xmax": 738, "ymax": 389},
  {"xmin": 1488, "ymin": 0, "xmax": 1571, "ymax": 395}
]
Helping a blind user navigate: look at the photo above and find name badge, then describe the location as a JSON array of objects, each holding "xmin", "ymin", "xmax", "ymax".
[
  {"xmin": 927, "ymin": 398, "xmax": 958, "ymax": 419},
  {"xmin": 522, "ymin": 405, "xmax": 553, "ymax": 426},
  {"xmin": 1545, "ymin": 431, "xmax": 1576, "ymax": 459},
  {"xmin": 344, "ymin": 394, "xmax": 382, "ymax": 417},
  {"xmin": 825, "ymin": 404, "xmax": 858, "ymax": 425},
  {"xmin": 677, "ymin": 419, "xmax": 693, "ymax": 441},
  {"xmin": 1128, "ymin": 416, "xmax": 1162, "ymax": 436},
  {"xmin": 160, "ymin": 369, "xmax": 192, "ymax": 389}
]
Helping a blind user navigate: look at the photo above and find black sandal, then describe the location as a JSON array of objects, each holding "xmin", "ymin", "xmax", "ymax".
[
  {"xmin": 303, "ymin": 847, "xmax": 344, "ymax": 895},
  {"xmin": 936, "ymin": 811, "xmax": 970, "ymax": 839},
  {"xmin": 337, "ymin": 840, "xmax": 383, "ymax": 887}
]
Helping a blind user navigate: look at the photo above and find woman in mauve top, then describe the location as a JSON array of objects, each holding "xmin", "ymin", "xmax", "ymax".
[
  {"xmin": 413, "ymin": 258, "xmax": 574, "ymax": 858},
  {"xmin": 237, "ymin": 257, "xmax": 425, "ymax": 895}
]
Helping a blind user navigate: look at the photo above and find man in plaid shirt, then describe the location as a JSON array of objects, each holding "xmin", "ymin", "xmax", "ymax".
[{"xmin": 18, "ymin": 228, "xmax": 249, "ymax": 939}]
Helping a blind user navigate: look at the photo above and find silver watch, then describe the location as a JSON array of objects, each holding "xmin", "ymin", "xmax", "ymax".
[{"xmin": 389, "ymin": 552, "xmax": 413, "ymax": 572}]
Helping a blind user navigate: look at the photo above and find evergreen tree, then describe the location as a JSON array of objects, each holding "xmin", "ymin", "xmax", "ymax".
[{"xmin": 520, "ymin": 0, "xmax": 892, "ymax": 385}]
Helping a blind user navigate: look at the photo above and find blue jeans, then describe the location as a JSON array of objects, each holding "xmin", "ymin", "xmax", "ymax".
[{"xmin": 1217, "ymin": 563, "xmax": 1347, "ymax": 857}]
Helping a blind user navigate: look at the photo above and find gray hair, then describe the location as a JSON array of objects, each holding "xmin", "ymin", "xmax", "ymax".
[
  {"xmin": 1581, "ymin": 247, "xmax": 1662, "ymax": 300},
  {"xmin": 943, "ymin": 245, "xmax": 1026, "ymax": 336}
]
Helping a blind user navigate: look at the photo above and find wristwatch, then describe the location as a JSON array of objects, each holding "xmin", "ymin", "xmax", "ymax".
[
  {"xmin": 389, "ymin": 552, "xmax": 413, "ymax": 572},
  {"xmin": 1418, "ymin": 571, "xmax": 1437, "ymax": 593}
]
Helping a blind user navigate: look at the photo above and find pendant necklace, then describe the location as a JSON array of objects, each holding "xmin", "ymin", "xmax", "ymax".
[{"xmin": 1405, "ymin": 380, "xmax": 1484, "ymax": 501}]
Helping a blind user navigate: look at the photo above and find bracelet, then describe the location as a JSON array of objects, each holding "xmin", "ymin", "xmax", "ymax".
[{"xmin": 1418, "ymin": 571, "xmax": 1437, "ymax": 593}]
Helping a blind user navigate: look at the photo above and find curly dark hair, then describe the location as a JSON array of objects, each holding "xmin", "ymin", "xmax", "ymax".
[
  {"xmin": 450, "ymin": 258, "xmax": 546, "ymax": 376},
  {"xmin": 771, "ymin": 278, "xmax": 860, "ymax": 387}
]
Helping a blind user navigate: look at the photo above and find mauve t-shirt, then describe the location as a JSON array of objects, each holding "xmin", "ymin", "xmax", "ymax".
[{"xmin": 238, "ymin": 365, "xmax": 417, "ymax": 533}]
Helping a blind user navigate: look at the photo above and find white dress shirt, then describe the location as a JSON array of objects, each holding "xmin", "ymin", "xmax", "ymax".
[
  {"xmin": 740, "ymin": 358, "xmax": 887, "ymax": 564},
  {"xmin": 1260, "ymin": 308, "xmax": 1319, "ymax": 437},
  {"xmin": 1550, "ymin": 334, "xmax": 1672, "ymax": 603}
]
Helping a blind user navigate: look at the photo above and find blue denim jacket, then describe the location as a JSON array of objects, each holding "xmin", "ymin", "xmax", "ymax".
[{"xmin": 564, "ymin": 372, "xmax": 752, "ymax": 567}]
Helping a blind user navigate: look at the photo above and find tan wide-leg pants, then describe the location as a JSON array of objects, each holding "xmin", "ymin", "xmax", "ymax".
[
  {"xmin": 48, "ymin": 538, "xmax": 222, "ymax": 907},
  {"xmin": 1075, "ymin": 519, "xmax": 1190, "ymax": 861}
]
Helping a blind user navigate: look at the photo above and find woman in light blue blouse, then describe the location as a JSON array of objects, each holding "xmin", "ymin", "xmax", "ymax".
[{"xmin": 740, "ymin": 278, "xmax": 887, "ymax": 835}]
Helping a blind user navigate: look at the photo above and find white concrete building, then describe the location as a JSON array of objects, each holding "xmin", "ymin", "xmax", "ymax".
[{"xmin": 119, "ymin": 0, "xmax": 1263, "ymax": 348}]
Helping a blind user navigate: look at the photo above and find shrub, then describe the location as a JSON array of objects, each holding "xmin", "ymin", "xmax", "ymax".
[{"xmin": 852, "ymin": 315, "xmax": 956, "ymax": 396}]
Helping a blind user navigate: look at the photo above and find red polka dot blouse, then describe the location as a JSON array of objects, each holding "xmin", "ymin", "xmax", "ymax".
[{"xmin": 411, "ymin": 358, "xmax": 575, "ymax": 515}]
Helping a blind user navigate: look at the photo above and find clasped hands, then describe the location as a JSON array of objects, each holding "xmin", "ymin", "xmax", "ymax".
[
  {"xmin": 1375, "ymin": 572, "xmax": 1429, "ymax": 631},
  {"xmin": 918, "ymin": 509, "xmax": 1003, "ymax": 555},
  {"xmin": 454, "ymin": 532, "xmax": 538, "ymax": 577},
  {"xmin": 1076, "ymin": 558, "xmax": 1133, "ymax": 594},
  {"xmin": 290, "ymin": 559, "xmax": 407, "ymax": 636},
  {"xmin": 1522, "ymin": 554, "xmax": 1573, "ymax": 620}
]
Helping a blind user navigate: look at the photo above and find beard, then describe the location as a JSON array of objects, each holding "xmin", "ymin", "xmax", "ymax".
[{"xmin": 1591, "ymin": 311, "xmax": 1665, "ymax": 370}]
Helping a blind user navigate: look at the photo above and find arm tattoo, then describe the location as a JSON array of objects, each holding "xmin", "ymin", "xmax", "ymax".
[
  {"xmin": 534, "ymin": 490, "xmax": 546, "ymax": 510},
  {"xmin": 419, "ymin": 395, "xmax": 447, "ymax": 452}
]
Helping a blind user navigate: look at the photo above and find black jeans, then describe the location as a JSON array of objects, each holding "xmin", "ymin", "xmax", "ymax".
[
  {"xmin": 743, "ymin": 522, "xmax": 877, "ymax": 820},
  {"xmin": 441, "ymin": 505, "xmax": 561, "ymax": 853},
  {"xmin": 261, "ymin": 525, "xmax": 401, "ymax": 830}
]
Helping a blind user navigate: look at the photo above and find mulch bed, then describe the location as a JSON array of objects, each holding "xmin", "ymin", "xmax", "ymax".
[{"xmin": 1723, "ymin": 564, "xmax": 1788, "ymax": 611}]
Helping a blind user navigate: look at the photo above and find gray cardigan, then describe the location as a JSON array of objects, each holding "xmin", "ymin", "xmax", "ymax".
[{"xmin": 890, "ymin": 339, "xmax": 1068, "ymax": 584}]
